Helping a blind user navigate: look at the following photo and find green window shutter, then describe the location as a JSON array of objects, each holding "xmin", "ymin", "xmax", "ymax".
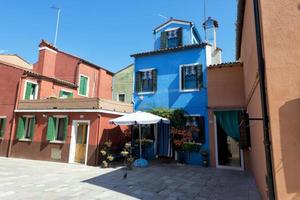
[
  {"xmin": 152, "ymin": 70, "xmax": 157, "ymax": 92},
  {"xmin": 46, "ymin": 117, "xmax": 56, "ymax": 141},
  {"xmin": 24, "ymin": 82, "xmax": 32, "ymax": 100},
  {"xmin": 160, "ymin": 31, "xmax": 168, "ymax": 49},
  {"xmin": 59, "ymin": 91, "xmax": 64, "ymax": 98},
  {"xmin": 79, "ymin": 76, "xmax": 88, "ymax": 96},
  {"xmin": 0, "ymin": 118, "xmax": 6, "ymax": 137},
  {"xmin": 177, "ymin": 28, "xmax": 183, "ymax": 46},
  {"xmin": 68, "ymin": 92, "xmax": 73, "ymax": 98},
  {"xmin": 196, "ymin": 65, "xmax": 203, "ymax": 89},
  {"xmin": 30, "ymin": 117, "xmax": 36, "ymax": 140},
  {"xmin": 16, "ymin": 117, "xmax": 25, "ymax": 139},
  {"xmin": 63, "ymin": 117, "xmax": 68, "ymax": 141},
  {"xmin": 135, "ymin": 72, "xmax": 141, "ymax": 93}
]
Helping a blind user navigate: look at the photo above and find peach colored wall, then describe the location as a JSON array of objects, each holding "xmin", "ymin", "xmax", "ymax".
[
  {"xmin": 207, "ymin": 65, "xmax": 246, "ymax": 108},
  {"xmin": 54, "ymin": 51, "xmax": 79, "ymax": 84},
  {"xmin": 259, "ymin": 0, "xmax": 300, "ymax": 199},
  {"xmin": 239, "ymin": 0, "xmax": 268, "ymax": 199},
  {"xmin": 78, "ymin": 63, "xmax": 99, "ymax": 98},
  {"xmin": 98, "ymin": 69, "xmax": 113, "ymax": 99},
  {"xmin": 36, "ymin": 48, "xmax": 57, "ymax": 77}
]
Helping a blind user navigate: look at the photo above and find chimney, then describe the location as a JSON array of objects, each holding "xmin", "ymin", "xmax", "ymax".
[
  {"xmin": 35, "ymin": 40, "xmax": 57, "ymax": 77},
  {"xmin": 203, "ymin": 17, "xmax": 218, "ymax": 50}
]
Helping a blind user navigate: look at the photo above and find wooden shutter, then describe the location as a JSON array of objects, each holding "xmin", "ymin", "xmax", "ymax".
[
  {"xmin": 196, "ymin": 65, "xmax": 203, "ymax": 89},
  {"xmin": 135, "ymin": 72, "xmax": 142, "ymax": 93},
  {"xmin": 239, "ymin": 112, "xmax": 251, "ymax": 149},
  {"xmin": 79, "ymin": 76, "xmax": 87, "ymax": 96},
  {"xmin": 30, "ymin": 117, "xmax": 36, "ymax": 140},
  {"xmin": 24, "ymin": 82, "xmax": 32, "ymax": 100},
  {"xmin": 198, "ymin": 116, "xmax": 205, "ymax": 143},
  {"xmin": 160, "ymin": 31, "xmax": 168, "ymax": 49},
  {"xmin": 46, "ymin": 117, "xmax": 56, "ymax": 141},
  {"xmin": 177, "ymin": 28, "xmax": 183, "ymax": 46},
  {"xmin": 0, "ymin": 118, "xmax": 6, "ymax": 137},
  {"xmin": 181, "ymin": 67, "xmax": 186, "ymax": 90},
  {"xmin": 59, "ymin": 91, "xmax": 64, "ymax": 98},
  {"xmin": 68, "ymin": 92, "xmax": 73, "ymax": 98},
  {"xmin": 63, "ymin": 116, "xmax": 68, "ymax": 141},
  {"xmin": 16, "ymin": 117, "xmax": 25, "ymax": 139},
  {"xmin": 152, "ymin": 69, "xmax": 157, "ymax": 92}
]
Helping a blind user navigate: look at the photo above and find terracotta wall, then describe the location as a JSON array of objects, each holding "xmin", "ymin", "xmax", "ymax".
[
  {"xmin": 259, "ymin": 0, "xmax": 300, "ymax": 199},
  {"xmin": 0, "ymin": 63, "xmax": 24, "ymax": 156}
]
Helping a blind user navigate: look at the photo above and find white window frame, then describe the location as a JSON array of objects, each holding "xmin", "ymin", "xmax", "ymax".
[
  {"xmin": 137, "ymin": 68, "xmax": 155, "ymax": 95},
  {"xmin": 18, "ymin": 115, "xmax": 35, "ymax": 141},
  {"xmin": 179, "ymin": 63, "xmax": 201, "ymax": 93},
  {"xmin": 59, "ymin": 88, "xmax": 73, "ymax": 99},
  {"xmin": 78, "ymin": 74, "xmax": 89, "ymax": 97},
  {"xmin": 118, "ymin": 93, "xmax": 126, "ymax": 102},
  {"xmin": 23, "ymin": 80, "xmax": 39, "ymax": 100},
  {"xmin": 51, "ymin": 115, "xmax": 67, "ymax": 143}
]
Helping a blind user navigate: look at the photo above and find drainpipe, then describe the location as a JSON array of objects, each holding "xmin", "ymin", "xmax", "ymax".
[{"xmin": 253, "ymin": 0, "xmax": 275, "ymax": 199}]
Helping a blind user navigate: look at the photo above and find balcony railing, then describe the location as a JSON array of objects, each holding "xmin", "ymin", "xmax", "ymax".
[{"xmin": 18, "ymin": 98, "xmax": 133, "ymax": 113}]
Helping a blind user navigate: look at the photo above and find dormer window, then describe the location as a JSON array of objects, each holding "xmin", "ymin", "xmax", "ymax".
[{"xmin": 160, "ymin": 28, "xmax": 182, "ymax": 49}]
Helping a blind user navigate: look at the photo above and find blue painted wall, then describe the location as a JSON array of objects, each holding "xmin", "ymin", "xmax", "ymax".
[{"xmin": 133, "ymin": 21, "xmax": 209, "ymax": 150}]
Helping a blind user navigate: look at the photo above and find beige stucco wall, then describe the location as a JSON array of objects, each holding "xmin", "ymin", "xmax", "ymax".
[
  {"xmin": 240, "ymin": 0, "xmax": 300, "ymax": 199},
  {"xmin": 259, "ymin": 0, "xmax": 300, "ymax": 199},
  {"xmin": 207, "ymin": 65, "xmax": 245, "ymax": 109}
]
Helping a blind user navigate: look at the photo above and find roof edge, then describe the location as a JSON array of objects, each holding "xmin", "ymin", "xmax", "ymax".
[
  {"xmin": 153, "ymin": 18, "xmax": 193, "ymax": 33},
  {"xmin": 236, "ymin": 0, "xmax": 246, "ymax": 59}
]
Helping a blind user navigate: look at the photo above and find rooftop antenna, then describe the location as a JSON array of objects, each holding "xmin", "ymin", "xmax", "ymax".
[
  {"xmin": 50, "ymin": 5, "xmax": 61, "ymax": 47},
  {"xmin": 158, "ymin": 14, "xmax": 168, "ymax": 20},
  {"xmin": 203, "ymin": 0, "xmax": 207, "ymax": 41}
]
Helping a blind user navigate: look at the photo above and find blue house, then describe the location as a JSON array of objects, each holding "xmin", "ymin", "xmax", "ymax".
[{"xmin": 131, "ymin": 18, "xmax": 221, "ymax": 163}]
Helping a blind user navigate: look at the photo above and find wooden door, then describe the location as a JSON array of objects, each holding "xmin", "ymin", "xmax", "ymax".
[{"xmin": 75, "ymin": 123, "xmax": 88, "ymax": 164}]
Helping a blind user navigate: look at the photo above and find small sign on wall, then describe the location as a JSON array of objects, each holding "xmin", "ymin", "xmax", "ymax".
[
  {"xmin": 51, "ymin": 148, "xmax": 62, "ymax": 160},
  {"xmin": 80, "ymin": 115, "xmax": 84, "ymax": 119}
]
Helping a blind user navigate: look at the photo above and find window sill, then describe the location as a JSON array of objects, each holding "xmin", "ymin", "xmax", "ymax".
[
  {"xmin": 179, "ymin": 89, "xmax": 200, "ymax": 93},
  {"xmin": 138, "ymin": 92, "xmax": 155, "ymax": 95},
  {"xmin": 18, "ymin": 138, "xmax": 32, "ymax": 142},
  {"xmin": 49, "ymin": 140, "xmax": 65, "ymax": 144}
]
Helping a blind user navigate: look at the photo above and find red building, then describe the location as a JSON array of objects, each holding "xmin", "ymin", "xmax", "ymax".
[{"xmin": 0, "ymin": 40, "xmax": 132, "ymax": 166}]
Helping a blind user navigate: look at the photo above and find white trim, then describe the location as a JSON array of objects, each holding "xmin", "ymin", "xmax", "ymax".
[
  {"xmin": 155, "ymin": 20, "xmax": 191, "ymax": 33},
  {"xmin": 14, "ymin": 109, "xmax": 127, "ymax": 116},
  {"xmin": 59, "ymin": 89, "xmax": 73, "ymax": 98},
  {"xmin": 179, "ymin": 63, "xmax": 201, "ymax": 92},
  {"xmin": 53, "ymin": 115, "xmax": 68, "ymax": 118},
  {"xmin": 213, "ymin": 114, "xmax": 244, "ymax": 171},
  {"xmin": 0, "ymin": 116, "xmax": 7, "ymax": 118},
  {"xmin": 49, "ymin": 140, "xmax": 65, "ymax": 144},
  {"xmin": 117, "ymin": 93, "xmax": 126, "ymax": 102},
  {"xmin": 137, "ymin": 91, "xmax": 155, "ymax": 95},
  {"xmin": 164, "ymin": 27, "xmax": 180, "ymax": 32},
  {"xmin": 23, "ymin": 80, "xmax": 39, "ymax": 100},
  {"xmin": 69, "ymin": 120, "xmax": 90, "ymax": 165},
  {"xmin": 18, "ymin": 138, "xmax": 32, "ymax": 142},
  {"xmin": 78, "ymin": 74, "xmax": 90, "ymax": 97},
  {"xmin": 138, "ymin": 68, "xmax": 155, "ymax": 72},
  {"xmin": 39, "ymin": 46, "xmax": 57, "ymax": 54}
]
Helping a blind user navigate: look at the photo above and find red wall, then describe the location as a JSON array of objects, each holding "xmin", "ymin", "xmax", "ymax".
[{"xmin": 0, "ymin": 63, "xmax": 24, "ymax": 156}]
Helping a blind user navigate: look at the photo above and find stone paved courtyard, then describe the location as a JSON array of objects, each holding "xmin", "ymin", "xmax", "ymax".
[{"xmin": 0, "ymin": 157, "xmax": 260, "ymax": 200}]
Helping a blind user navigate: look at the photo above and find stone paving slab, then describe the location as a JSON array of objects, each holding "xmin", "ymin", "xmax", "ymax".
[{"xmin": 0, "ymin": 157, "xmax": 261, "ymax": 199}]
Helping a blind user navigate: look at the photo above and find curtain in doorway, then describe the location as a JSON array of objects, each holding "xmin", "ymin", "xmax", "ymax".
[
  {"xmin": 215, "ymin": 111, "xmax": 240, "ymax": 141},
  {"xmin": 157, "ymin": 122, "xmax": 172, "ymax": 157}
]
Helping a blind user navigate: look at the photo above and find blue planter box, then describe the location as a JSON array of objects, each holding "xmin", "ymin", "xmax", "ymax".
[{"xmin": 184, "ymin": 151, "xmax": 203, "ymax": 165}]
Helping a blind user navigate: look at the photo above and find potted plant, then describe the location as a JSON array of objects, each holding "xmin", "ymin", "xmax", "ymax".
[{"xmin": 99, "ymin": 140, "xmax": 114, "ymax": 168}]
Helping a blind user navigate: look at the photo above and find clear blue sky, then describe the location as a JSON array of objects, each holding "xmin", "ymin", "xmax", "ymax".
[{"xmin": 0, "ymin": 0, "xmax": 237, "ymax": 73}]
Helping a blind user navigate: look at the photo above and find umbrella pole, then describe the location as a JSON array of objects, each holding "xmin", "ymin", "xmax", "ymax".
[{"xmin": 139, "ymin": 124, "xmax": 142, "ymax": 159}]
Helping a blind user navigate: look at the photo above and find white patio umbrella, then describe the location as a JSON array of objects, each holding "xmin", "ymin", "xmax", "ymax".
[{"xmin": 109, "ymin": 111, "xmax": 170, "ymax": 167}]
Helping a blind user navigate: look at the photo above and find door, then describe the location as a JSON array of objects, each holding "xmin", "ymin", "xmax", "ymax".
[{"xmin": 75, "ymin": 123, "xmax": 88, "ymax": 164}]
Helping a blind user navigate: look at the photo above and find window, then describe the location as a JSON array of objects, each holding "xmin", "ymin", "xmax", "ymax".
[
  {"xmin": 59, "ymin": 90, "xmax": 73, "ymax": 99},
  {"xmin": 16, "ymin": 116, "xmax": 36, "ymax": 140},
  {"xmin": 135, "ymin": 69, "xmax": 157, "ymax": 93},
  {"xmin": 160, "ymin": 28, "xmax": 182, "ymax": 49},
  {"xmin": 78, "ymin": 75, "xmax": 89, "ymax": 96},
  {"xmin": 118, "ymin": 94, "xmax": 125, "ymax": 102},
  {"xmin": 185, "ymin": 116, "xmax": 205, "ymax": 143},
  {"xmin": 180, "ymin": 64, "xmax": 203, "ymax": 91},
  {"xmin": 46, "ymin": 116, "xmax": 68, "ymax": 142},
  {"xmin": 0, "ymin": 117, "xmax": 6, "ymax": 138},
  {"xmin": 24, "ymin": 81, "xmax": 38, "ymax": 100}
]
